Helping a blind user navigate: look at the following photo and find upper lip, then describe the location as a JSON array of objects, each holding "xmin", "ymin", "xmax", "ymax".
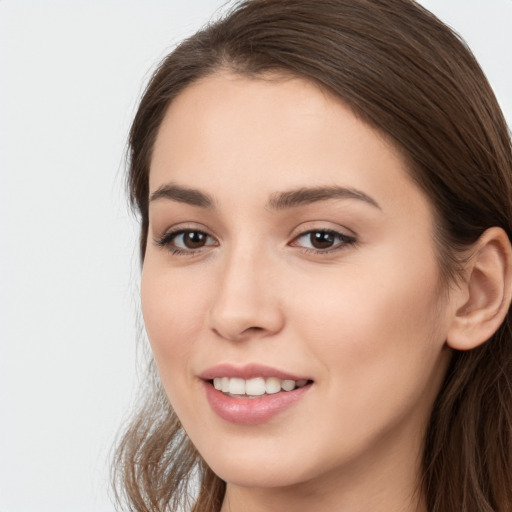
[{"xmin": 199, "ymin": 363, "xmax": 310, "ymax": 381}]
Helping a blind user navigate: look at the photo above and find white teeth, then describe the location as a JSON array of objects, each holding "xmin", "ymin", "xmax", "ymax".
[
  {"xmin": 265, "ymin": 377, "xmax": 281, "ymax": 394},
  {"xmin": 229, "ymin": 377, "xmax": 246, "ymax": 395},
  {"xmin": 281, "ymin": 379, "xmax": 296, "ymax": 391},
  {"xmin": 213, "ymin": 376, "xmax": 309, "ymax": 395},
  {"xmin": 245, "ymin": 377, "xmax": 266, "ymax": 396}
]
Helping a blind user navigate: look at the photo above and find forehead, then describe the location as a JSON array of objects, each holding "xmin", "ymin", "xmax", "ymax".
[
  {"xmin": 151, "ymin": 73, "xmax": 346, "ymax": 171},
  {"xmin": 149, "ymin": 72, "xmax": 426, "ymax": 215}
]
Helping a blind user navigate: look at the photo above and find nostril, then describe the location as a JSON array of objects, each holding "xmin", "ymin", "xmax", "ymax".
[
  {"xmin": 208, "ymin": 300, "xmax": 285, "ymax": 341},
  {"xmin": 238, "ymin": 326, "xmax": 267, "ymax": 338}
]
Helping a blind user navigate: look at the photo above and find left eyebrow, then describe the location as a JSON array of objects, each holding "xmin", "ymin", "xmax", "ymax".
[
  {"xmin": 150, "ymin": 183, "xmax": 214, "ymax": 208},
  {"xmin": 267, "ymin": 186, "xmax": 381, "ymax": 210}
]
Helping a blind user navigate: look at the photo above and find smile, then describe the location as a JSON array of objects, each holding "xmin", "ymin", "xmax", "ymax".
[
  {"xmin": 212, "ymin": 377, "xmax": 309, "ymax": 397},
  {"xmin": 200, "ymin": 364, "xmax": 313, "ymax": 425}
]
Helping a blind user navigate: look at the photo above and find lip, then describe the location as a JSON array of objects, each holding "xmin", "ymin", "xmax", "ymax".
[
  {"xmin": 203, "ymin": 381, "xmax": 311, "ymax": 425},
  {"xmin": 199, "ymin": 363, "xmax": 313, "ymax": 425},
  {"xmin": 199, "ymin": 363, "xmax": 310, "ymax": 381}
]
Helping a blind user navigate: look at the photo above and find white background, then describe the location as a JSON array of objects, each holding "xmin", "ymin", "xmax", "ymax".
[{"xmin": 1, "ymin": 1, "xmax": 511, "ymax": 511}]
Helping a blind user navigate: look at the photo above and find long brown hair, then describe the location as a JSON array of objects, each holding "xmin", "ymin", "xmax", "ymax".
[{"xmin": 112, "ymin": 1, "xmax": 512, "ymax": 510}]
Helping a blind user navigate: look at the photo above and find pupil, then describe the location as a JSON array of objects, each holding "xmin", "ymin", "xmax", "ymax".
[
  {"xmin": 311, "ymin": 231, "xmax": 334, "ymax": 249},
  {"xmin": 185, "ymin": 231, "xmax": 206, "ymax": 249}
]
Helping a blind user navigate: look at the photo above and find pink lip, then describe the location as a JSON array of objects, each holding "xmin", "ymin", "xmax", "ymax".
[
  {"xmin": 199, "ymin": 363, "xmax": 313, "ymax": 425},
  {"xmin": 203, "ymin": 382, "xmax": 311, "ymax": 425},
  {"xmin": 199, "ymin": 363, "xmax": 309, "ymax": 381}
]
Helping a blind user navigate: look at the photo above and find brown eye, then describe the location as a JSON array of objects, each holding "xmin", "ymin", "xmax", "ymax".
[
  {"xmin": 291, "ymin": 229, "xmax": 356, "ymax": 253},
  {"xmin": 157, "ymin": 229, "xmax": 218, "ymax": 253},
  {"xmin": 182, "ymin": 231, "xmax": 208, "ymax": 249},
  {"xmin": 310, "ymin": 231, "xmax": 336, "ymax": 249}
]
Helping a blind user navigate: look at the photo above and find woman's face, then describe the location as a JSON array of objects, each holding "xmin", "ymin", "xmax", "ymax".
[{"xmin": 142, "ymin": 73, "xmax": 454, "ymax": 493}]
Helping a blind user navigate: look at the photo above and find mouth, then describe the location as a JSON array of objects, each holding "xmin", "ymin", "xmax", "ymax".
[
  {"xmin": 209, "ymin": 376, "xmax": 311, "ymax": 398},
  {"xmin": 200, "ymin": 364, "xmax": 314, "ymax": 425}
]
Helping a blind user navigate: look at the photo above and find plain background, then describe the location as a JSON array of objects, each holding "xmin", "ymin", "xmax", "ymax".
[{"xmin": 1, "ymin": 1, "xmax": 511, "ymax": 511}]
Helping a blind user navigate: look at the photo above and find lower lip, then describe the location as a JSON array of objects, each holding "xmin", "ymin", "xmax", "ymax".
[{"xmin": 203, "ymin": 381, "xmax": 311, "ymax": 425}]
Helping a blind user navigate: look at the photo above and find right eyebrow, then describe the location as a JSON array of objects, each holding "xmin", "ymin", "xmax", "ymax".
[
  {"xmin": 267, "ymin": 185, "xmax": 381, "ymax": 210},
  {"xmin": 149, "ymin": 183, "xmax": 214, "ymax": 209}
]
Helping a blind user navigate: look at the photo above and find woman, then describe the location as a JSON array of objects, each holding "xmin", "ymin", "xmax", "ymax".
[{"xmin": 113, "ymin": 1, "xmax": 512, "ymax": 511}]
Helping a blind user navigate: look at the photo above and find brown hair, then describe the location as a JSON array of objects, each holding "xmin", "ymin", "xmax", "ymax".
[{"xmin": 112, "ymin": 1, "xmax": 512, "ymax": 510}]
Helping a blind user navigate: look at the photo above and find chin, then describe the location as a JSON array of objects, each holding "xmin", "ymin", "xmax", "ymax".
[
  {"xmin": 210, "ymin": 461, "xmax": 308, "ymax": 489},
  {"xmin": 196, "ymin": 437, "xmax": 329, "ymax": 490}
]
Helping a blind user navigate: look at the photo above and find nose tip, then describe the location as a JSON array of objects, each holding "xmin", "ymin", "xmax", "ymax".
[
  {"xmin": 211, "ymin": 322, "xmax": 269, "ymax": 342},
  {"xmin": 209, "ymin": 298, "xmax": 284, "ymax": 342},
  {"xmin": 207, "ymin": 257, "xmax": 284, "ymax": 342}
]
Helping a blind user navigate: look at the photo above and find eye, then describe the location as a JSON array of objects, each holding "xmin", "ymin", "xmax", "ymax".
[
  {"xmin": 156, "ymin": 229, "xmax": 218, "ymax": 254},
  {"xmin": 290, "ymin": 229, "xmax": 356, "ymax": 252}
]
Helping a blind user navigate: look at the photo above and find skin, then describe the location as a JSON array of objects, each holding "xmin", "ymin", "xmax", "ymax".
[{"xmin": 142, "ymin": 73, "xmax": 458, "ymax": 512}]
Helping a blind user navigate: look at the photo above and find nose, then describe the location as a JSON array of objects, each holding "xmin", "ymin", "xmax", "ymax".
[{"xmin": 207, "ymin": 246, "xmax": 285, "ymax": 342}]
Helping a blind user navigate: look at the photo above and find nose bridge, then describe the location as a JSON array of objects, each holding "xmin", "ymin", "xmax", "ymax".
[{"xmin": 208, "ymin": 236, "xmax": 283, "ymax": 340}]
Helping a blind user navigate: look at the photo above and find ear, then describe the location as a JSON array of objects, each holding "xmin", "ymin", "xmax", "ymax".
[{"xmin": 447, "ymin": 227, "xmax": 512, "ymax": 351}]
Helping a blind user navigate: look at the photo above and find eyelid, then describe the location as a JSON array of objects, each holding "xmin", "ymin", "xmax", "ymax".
[
  {"xmin": 287, "ymin": 219, "xmax": 356, "ymax": 238},
  {"xmin": 152, "ymin": 222, "xmax": 356, "ymax": 256},
  {"xmin": 154, "ymin": 224, "xmax": 219, "ymax": 255},
  {"xmin": 288, "ymin": 226, "xmax": 357, "ymax": 254}
]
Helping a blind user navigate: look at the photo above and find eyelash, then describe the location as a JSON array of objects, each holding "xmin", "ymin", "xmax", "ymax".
[
  {"xmin": 155, "ymin": 229, "xmax": 217, "ymax": 256},
  {"xmin": 155, "ymin": 228, "xmax": 356, "ymax": 256},
  {"xmin": 291, "ymin": 229, "xmax": 356, "ymax": 254}
]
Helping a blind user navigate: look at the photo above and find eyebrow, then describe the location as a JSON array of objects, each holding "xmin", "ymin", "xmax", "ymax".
[
  {"xmin": 267, "ymin": 186, "xmax": 381, "ymax": 210},
  {"xmin": 149, "ymin": 183, "xmax": 380, "ymax": 211},
  {"xmin": 150, "ymin": 183, "xmax": 214, "ymax": 208}
]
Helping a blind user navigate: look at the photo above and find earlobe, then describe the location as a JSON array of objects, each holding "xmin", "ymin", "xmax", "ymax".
[{"xmin": 446, "ymin": 227, "xmax": 512, "ymax": 351}]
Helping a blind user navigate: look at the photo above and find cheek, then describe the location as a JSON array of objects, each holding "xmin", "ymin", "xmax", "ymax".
[
  {"xmin": 140, "ymin": 262, "xmax": 207, "ymax": 386},
  {"xmin": 296, "ymin": 257, "xmax": 441, "ymax": 340},
  {"xmin": 289, "ymin": 245, "xmax": 448, "ymax": 412}
]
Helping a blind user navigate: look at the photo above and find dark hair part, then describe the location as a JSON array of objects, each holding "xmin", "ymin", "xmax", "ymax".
[{"xmin": 113, "ymin": 1, "xmax": 512, "ymax": 510}]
